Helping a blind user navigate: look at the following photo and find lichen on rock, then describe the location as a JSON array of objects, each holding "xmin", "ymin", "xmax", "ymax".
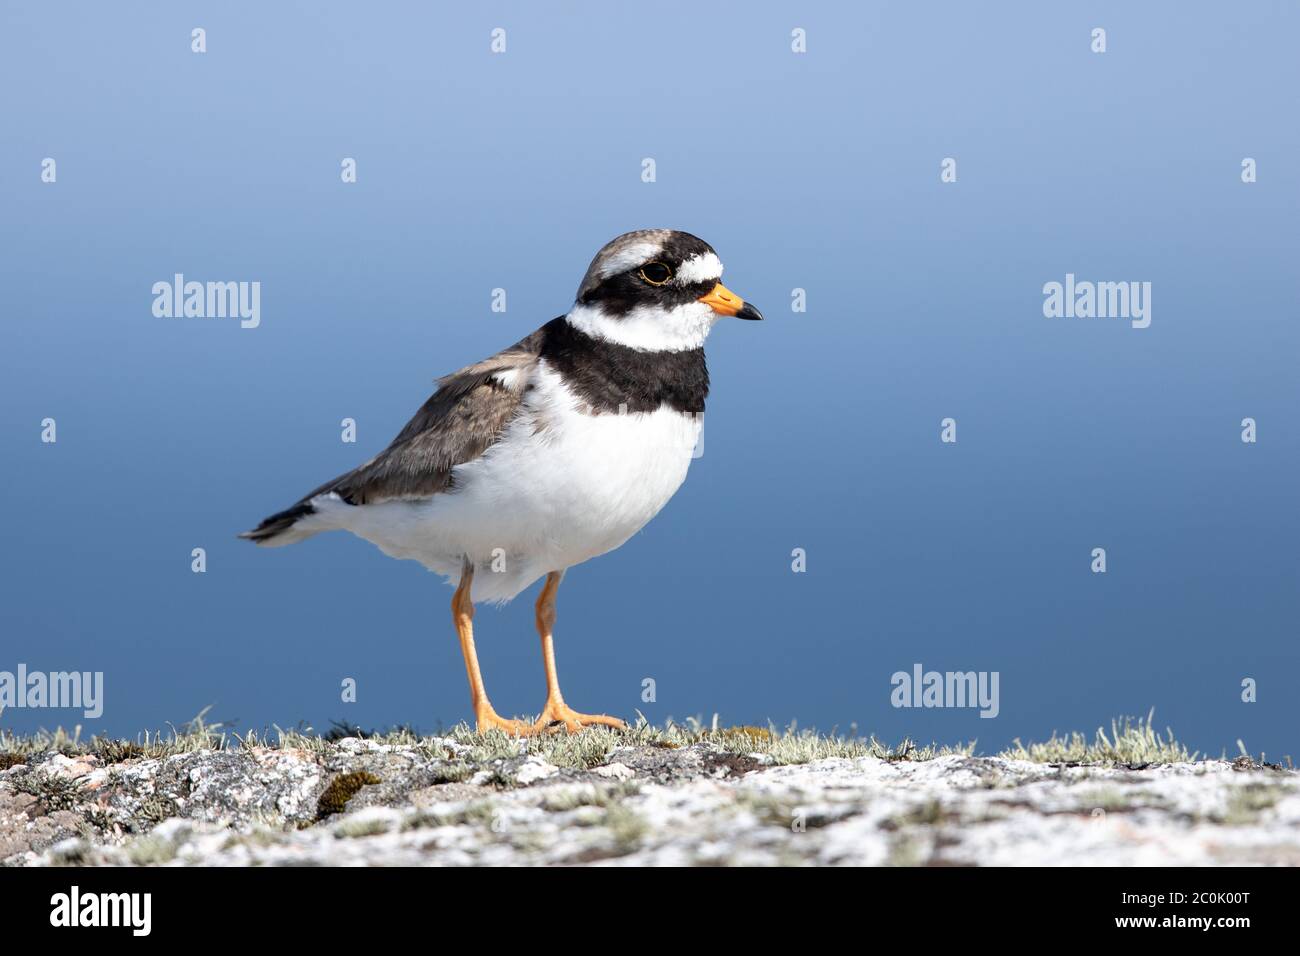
[{"xmin": 2, "ymin": 723, "xmax": 1296, "ymax": 866}]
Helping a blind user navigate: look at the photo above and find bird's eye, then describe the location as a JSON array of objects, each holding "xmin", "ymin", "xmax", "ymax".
[{"xmin": 639, "ymin": 262, "xmax": 673, "ymax": 285}]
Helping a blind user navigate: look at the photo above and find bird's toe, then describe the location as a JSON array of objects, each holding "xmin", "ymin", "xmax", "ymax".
[{"xmin": 534, "ymin": 703, "xmax": 626, "ymax": 734}]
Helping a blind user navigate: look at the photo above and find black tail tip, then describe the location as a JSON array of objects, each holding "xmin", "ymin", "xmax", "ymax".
[{"xmin": 239, "ymin": 502, "xmax": 315, "ymax": 544}]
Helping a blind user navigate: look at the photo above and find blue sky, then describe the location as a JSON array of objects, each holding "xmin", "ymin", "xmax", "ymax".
[{"xmin": 1, "ymin": 2, "xmax": 1297, "ymax": 759}]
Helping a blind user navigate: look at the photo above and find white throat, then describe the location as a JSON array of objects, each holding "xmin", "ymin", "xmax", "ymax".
[{"xmin": 565, "ymin": 301, "xmax": 720, "ymax": 352}]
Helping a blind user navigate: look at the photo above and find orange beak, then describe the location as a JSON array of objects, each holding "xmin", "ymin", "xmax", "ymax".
[{"xmin": 698, "ymin": 283, "xmax": 764, "ymax": 321}]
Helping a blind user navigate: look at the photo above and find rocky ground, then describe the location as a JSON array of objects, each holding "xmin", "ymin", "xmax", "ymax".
[{"xmin": 2, "ymin": 727, "xmax": 1297, "ymax": 866}]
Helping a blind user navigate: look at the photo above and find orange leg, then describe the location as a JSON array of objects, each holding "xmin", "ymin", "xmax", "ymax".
[
  {"xmin": 532, "ymin": 571, "xmax": 627, "ymax": 733},
  {"xmin": 452, "ymin": 560, "xmax": 532, "ymax": 736}
]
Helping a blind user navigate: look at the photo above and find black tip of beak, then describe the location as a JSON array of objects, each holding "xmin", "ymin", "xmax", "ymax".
[{"xmin": 736, "ymin": 302, "xmax": 764, "ymax": 321}]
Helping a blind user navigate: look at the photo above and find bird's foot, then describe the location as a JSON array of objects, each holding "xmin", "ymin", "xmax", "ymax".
[
  {"xmin": 474, "ymin": 707, "xmax": 537, "ymax": 737},
  {"xmin": 533, "ymin": 700, "xmax": 627, "ymax": 734}
]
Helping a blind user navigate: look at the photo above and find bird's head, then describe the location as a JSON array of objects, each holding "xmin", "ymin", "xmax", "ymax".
[{"xmin": 566, "ymin": 229, "xmax": 762, "ymax": 352}]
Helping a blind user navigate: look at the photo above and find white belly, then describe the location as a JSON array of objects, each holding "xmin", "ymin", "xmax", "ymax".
[{"xmin": 317, "ymin": 362, "xmax": 701, "ymax": 602}]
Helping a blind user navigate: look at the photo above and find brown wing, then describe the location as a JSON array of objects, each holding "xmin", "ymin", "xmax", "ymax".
[{"xmin": 241, "ymin": 323, "xmax": 549, "ymax": 542}]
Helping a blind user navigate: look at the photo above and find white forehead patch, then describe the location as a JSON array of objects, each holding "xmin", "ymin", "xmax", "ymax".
[
  {"xmin": 676, "ymin": 252, "xmax": 723, "ymax": 285},
  {"xmin": 597, "ymin": 241, "xmax": 665, "ymax": 282}
]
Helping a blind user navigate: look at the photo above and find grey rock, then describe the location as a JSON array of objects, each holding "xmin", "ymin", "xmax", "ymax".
[{"xmin": 3, "ymin": 741, "xmax": 1297, "ymax": 866}]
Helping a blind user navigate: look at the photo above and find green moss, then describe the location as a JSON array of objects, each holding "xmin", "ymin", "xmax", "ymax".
[
  {"xmin": 315, "ymin": 771, "xmax": 381, "ymax": 820},
  {"xmin": 12, "ymin": 772, "xmax": 86, "ymax": 812},
  {"xmin": 1000, "ymin": 711, "xmax": 1195, "ymax": 766},
  {"xmin": 401, "ymin": 802, "xmax": 489, "ymax": 831},
  {"xmin": 603, "ymin": 805, "xmax": 649, "ymax": 852},
  {"xmin": 93, "ymin": 739, "xmax": 147, "ymax": 763},
  {"xmin": 429, "ymin": 762, "xmax": 473, "ymax": 785},
  {"xmin": 1220, "ymin": 784, "xmax": 1283, "ymax": 825},
  {"xmin": 132, "ymin": 793, "xmax": 181, "ymax": 830},
  {"xmin": 539, "ymin": 781, "xmax": 641, "ymax": 812},
  {"xmin": 127, "ymin": 835, "xmax": 178, "ymax": 866},
  {"xmin": 334, "ymin": 815, "xmax": 393, "ymax": 839},
  {"xmin": 0, "ymin": 708, "xmax": 1206, "ymax": 771},
  {"xmin": 883, "ymin": 799, "xmax": 949, "ymax": 830},
  {"xmin": 708, "ymin": 725, "xmax": 773, "ymax": 746}
]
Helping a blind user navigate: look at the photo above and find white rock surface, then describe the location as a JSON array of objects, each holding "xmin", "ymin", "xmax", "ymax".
[{"xmin": 4, "ymin": 742, "xmax": 1295, "ymax": 866}]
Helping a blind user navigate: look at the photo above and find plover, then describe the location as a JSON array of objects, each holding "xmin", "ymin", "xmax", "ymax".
[{"xmin": 241, "ymin": 230, "xmax": 762, "ymax": 734}]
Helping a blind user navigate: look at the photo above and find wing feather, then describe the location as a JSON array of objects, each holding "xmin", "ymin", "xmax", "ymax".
[
  {"xmin": 327, "ymin": 325, "xmax": 547, "ymax": 503},
  {"xmin": 240, "ymin": 323, "xmax": 551, "ymax": 542}
]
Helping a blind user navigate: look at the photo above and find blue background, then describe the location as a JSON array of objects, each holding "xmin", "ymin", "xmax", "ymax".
[{"xmin": 2, "ymin": 2, "xmax": 1297, "ymax": 759}]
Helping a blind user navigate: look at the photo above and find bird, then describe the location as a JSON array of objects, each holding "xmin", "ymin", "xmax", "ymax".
[{"xmin": 240, "ymin": 229, "xmax": 762, "ymax": 735}]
